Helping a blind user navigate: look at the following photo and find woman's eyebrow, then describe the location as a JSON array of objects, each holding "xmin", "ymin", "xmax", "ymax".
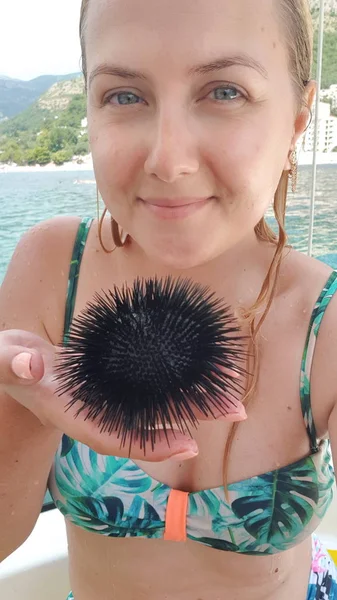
[
  {"xmin": 89, "ymin": 64, "xmax": 147, "ymax": 88},
  {"xmin": 189, "ymin": 55, "xmax": 269, "ymax": 79},
  {"xmin": 88, "ymin": 54, "xmax": 268, "ymax": 88}
]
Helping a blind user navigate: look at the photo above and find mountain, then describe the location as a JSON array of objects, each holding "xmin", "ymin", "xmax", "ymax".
[{"xmin": 0, "ymin": 72, "xmax": 81, "ymax": 121}]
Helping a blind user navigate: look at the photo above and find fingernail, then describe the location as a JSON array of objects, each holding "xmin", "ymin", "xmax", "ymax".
[
  {"xmin": 12, "ymin": 353, "xmax": 34, "ymax": 380},
  {"xmin": 219, "ymin": 404, "xmax": 247, "ymax": 421},
  {"xmin": 171, "ymin": 449, "xmax": 199, "ymax": 462},
  {"xmin": 219, "ymin": 413, "xmax": 247, "ymax": 422}
]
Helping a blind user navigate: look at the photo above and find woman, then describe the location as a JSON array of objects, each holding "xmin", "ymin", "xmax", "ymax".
[{"xmin": 0, "ymin": 0, "xmax": 336, "ymax": 598}]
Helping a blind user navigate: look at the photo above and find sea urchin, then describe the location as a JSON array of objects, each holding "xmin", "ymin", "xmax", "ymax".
[{"xmin": 54, "ymin": 276, "xmax": 247, "ymax": 452}]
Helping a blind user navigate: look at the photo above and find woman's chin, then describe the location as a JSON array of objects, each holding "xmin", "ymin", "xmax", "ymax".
[{"xmin": 141, "ymin": 244, "xmax": 218, "ymax": 271}]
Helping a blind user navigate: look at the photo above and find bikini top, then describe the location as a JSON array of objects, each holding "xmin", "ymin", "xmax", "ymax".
[{"xmin": 48, "ymin": 216, "xmax": 336, "ymax": 555}]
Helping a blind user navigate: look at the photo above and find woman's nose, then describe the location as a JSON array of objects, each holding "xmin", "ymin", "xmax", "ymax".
[{"xmin": 143, "ymin": 112, "xmax": 200, "ymax": 183}]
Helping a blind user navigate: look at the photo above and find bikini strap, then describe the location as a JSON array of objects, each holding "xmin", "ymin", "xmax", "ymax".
[
  {"xmin": 300, "ymin": 270, "xmax": 337, "ymax": 452},
  {"xmin": 63, "ymin": 217, "xmax": 94, "ymax": 345}
]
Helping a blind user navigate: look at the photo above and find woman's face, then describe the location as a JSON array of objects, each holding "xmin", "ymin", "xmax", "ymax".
[{"xmin": 85, "ymin": 0, "xmax": 309, "ymax": 269}]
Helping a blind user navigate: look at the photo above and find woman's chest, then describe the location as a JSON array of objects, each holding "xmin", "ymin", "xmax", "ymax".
[
  {"xmin": 49, "ymin": 300, "xmax": 334, "ymax": 558},
  {"xmin": 134, "ymin": 314, "xmax": 315, "ymax": 493},
  {"xmin": 65, "ymin": 247, "xmax": 331, "ymax": 495}
]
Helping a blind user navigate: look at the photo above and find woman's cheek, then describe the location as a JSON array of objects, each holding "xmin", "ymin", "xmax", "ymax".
[
  {"xmin": 208, "ymin": 134, "xmax": 267, "ymax": 199},
  {"xmin": 92, "ymin": 131, "xmax": 136, "ymax": 188},
  {"xmin": 219, "ymin": 121, "xmax": 287, "ymax": 198}
]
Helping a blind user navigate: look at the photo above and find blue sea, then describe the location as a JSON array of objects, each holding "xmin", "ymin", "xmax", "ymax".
[{"xmin": 0, "ymin": 165, "xmax": 337, "ymax": 284}]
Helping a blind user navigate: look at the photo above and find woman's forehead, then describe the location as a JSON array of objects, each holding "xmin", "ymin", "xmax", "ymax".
[
  {"xmin": 88, "ymin": 0, "xmax": 280, "ymax": 34},
  {"xmin": 85, "ymin": 0, "xmax": 287, "ymax": 78}
]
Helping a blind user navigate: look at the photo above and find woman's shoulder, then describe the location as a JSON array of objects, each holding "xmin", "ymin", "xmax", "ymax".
[
  {"xmin": 17, "ymin": 215, "xmax": 86, "ymax": 280},
  {"xmin": 12, "ymin": 215, "xmax": 90, "ymax": 344},
  {"xmin": 18, "ymin": 214, "xmax": 84, "ymax": 250},
  {"xmin": 282, "ymin": 247, "xmax": 333, "ymax": 292},
  {"xmin": 7, "ymin": 215, "xmax": 86, "ymax": 289},
  {"xmin": 281, "ymin": 247, "xmax": 337, "ymax": 346},
  {"xmin": 36, "ymin": 215, "xmax": 114, "ymax": 343},
  {"xmin": 285, "ymin": 248, "xmax": 337, "ymax": 422},
  {"xmin": 0, "ymin": 216, "xmax": 87, "ymax": 348}
]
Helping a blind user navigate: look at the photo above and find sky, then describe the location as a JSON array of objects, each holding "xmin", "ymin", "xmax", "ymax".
[{"xmin": 0, "ymin": 0, "xmax": 83, "ymax": 80}]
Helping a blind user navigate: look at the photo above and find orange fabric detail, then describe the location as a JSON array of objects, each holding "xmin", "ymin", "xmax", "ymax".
[{"xmin": 164, "ymin": 489, "xmax": 189, "ymax": 542}]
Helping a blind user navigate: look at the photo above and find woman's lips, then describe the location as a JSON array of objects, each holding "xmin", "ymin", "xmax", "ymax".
[{"xmin": 138, "ymin": 197, "xmax": 213, "ymax": 219}]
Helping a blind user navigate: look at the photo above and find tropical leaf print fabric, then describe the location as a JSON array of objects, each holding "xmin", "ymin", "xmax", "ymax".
[
  {"xmin": 301, "ymin": 271, "xmax": 337, "ymax": 450},
  {"xmin": 63, "ymin": 216, "xmax": 93, "ymax": 347},
  {"xmin": 50, "ymin": 437, "xmax": 334, "ymax": 555},
  {"xmin": 53, "ymin": 445, "xmax": 168, "ymax": 538}
]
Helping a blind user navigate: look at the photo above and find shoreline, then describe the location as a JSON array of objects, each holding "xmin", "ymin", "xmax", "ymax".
[
  {"xmin": 0, "ymin": 155, "xmax": 94, "ymax": 174},
  {"xmin": 1, "ymin": 152, "xmax": 337, "ymax": 174}
]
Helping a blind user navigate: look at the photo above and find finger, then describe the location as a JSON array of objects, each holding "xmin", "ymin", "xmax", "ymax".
[
  {"xmin": 89, "ymin": 428, "xmax": 199, "ymax": 462},
  {"xmin": 165, "ymin": 392, "xmax": 246, "ymax": 424},
  {"xmin": 43, "ymin": 391, "xmax": 199, "ymax": 462},
  {"xmin": 192, "ymin": 362, "xmax": 246, "ymax": 422},
  {"xmin": 195, "ymin": 399, "xmax": 247, "ymax": 422},
  {"xmin": 133, "ymin": 395, "xmax": 247, "ymax": 433},
  {"xmin": 220, "ymin": 366, "xmax": 242, "ymax": 379},
  {"xmin": 0, "ymin": 345, "xmax": 44, "ymax": 386}
]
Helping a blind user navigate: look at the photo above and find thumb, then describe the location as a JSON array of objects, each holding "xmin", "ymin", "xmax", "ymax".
[
  {"xmin": 12, "ymin": 352, "xmax": 35, "ymax": 379},
  {"xmin": 9, "ymin": 349, "xmax": 44, "ymax": 384}
]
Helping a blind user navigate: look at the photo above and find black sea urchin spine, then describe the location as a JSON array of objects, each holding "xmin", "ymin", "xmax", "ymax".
[{"xmin": 54, "ymin": 276, "xmax": 248, "ymax": 452}]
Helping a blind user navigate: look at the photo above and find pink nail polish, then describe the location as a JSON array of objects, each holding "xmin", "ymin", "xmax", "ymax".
[
  {"xmin": 219, "ymin": 404, "xmax": 247, "ymax": 421},
  {"xmin": 12, "ymin": 353, "xmax": 34, "ymax": 380}
]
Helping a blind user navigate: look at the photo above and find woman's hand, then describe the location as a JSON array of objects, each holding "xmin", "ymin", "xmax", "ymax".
[{"xmin": 0, "ymin": 330, "xmax": 246, "ymax": 462}]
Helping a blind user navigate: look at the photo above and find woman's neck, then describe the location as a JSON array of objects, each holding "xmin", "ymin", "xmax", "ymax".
[{"xmin": 116, "ymin": 232, "xmax": 278, "ymax": 311}]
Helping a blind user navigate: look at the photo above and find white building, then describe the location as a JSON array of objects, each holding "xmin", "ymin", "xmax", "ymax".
[{"xmin": 302, "ymin": 101, "xmax": 337, "ymax": 153}]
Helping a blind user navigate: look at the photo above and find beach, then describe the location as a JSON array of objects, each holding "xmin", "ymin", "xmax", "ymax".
[{"xmin": 0, "ymin": 154, "xmax": 94, "ymax": 174}]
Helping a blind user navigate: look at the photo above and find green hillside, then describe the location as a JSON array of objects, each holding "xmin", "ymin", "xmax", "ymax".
[
  {"xmin": 0, "ymin": 77, "xmax": 89, "ymax": 166},
  {"xmin": 312, "ymin": 7, "xmax": 337, "ymax": 88},
  {"xmin": 313, "ymin": 30, "xmax": 337, "ymax": 89}
]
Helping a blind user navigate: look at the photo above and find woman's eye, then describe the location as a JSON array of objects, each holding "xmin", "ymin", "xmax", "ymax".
[
  {"xmin": 105, "ymin": 91, "xmax": 143, "ymax": 106},
  {"xmin": 103, "ymin": 86, "xmax": 243, "ymax": 107},
  {"xmin": 209, "ymin": 86, "xmax": 243, "ymax": 102}
]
